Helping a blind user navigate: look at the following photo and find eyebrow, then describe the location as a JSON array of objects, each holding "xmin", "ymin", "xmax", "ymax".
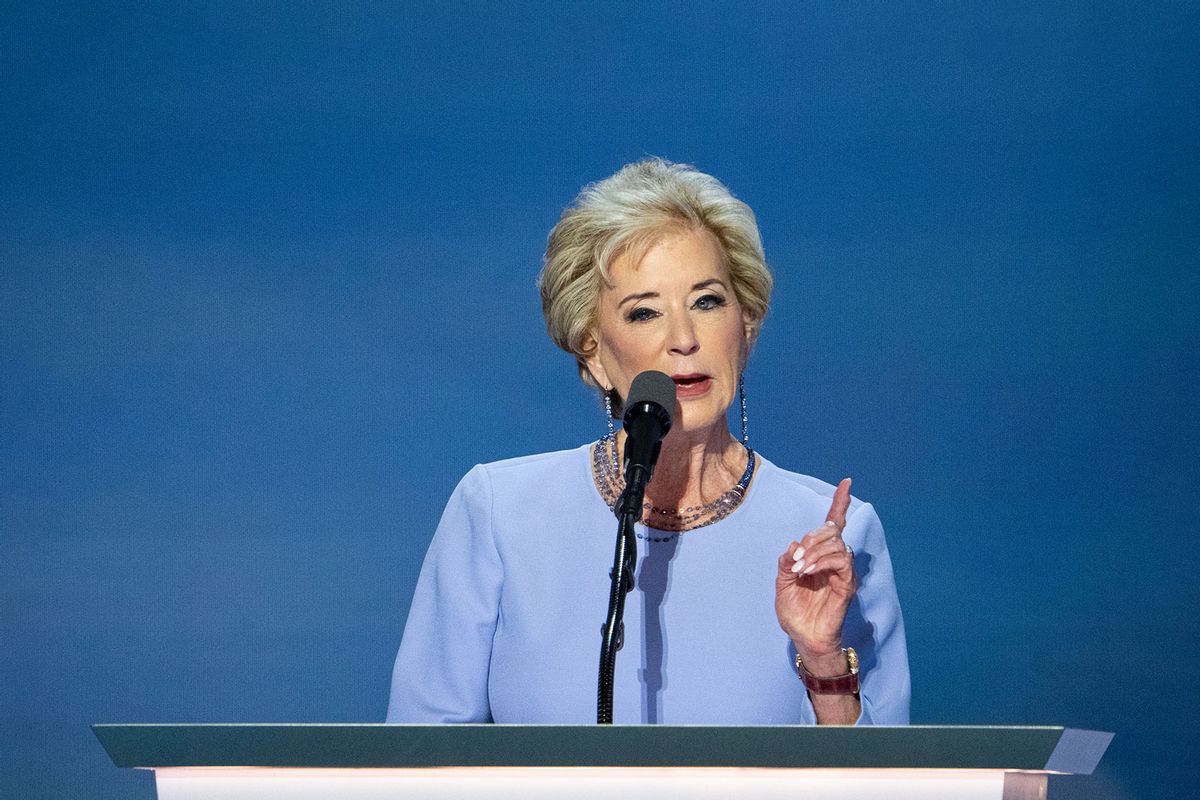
[{"xmin": 617, "ymin": 279, "xmax": 728, "ymax": 308}]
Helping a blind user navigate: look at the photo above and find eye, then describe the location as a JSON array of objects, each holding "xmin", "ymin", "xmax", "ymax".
[
  {"xmin": 626, "ymin": 306, "xmax": 660, "ymax": 323},
  {"xmin": 693, "ymin": 293, "xmax": 727, "ymax": 311}
]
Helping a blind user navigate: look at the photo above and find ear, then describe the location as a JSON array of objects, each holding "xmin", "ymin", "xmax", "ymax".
[
  {"xmin": 741, "ymin": 311, "xmax": 757, "ymax": 359},
  {"xmin": 581, "ymin": 332, "xmax": 611, "ymax": 390}
]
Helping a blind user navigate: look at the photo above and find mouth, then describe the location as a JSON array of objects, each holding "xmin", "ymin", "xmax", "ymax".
[{"xmin": 671, "ymin": 373, "xmax": 713, "ymax": 398}]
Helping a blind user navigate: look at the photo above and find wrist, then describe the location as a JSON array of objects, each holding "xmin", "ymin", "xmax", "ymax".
[
  {"xmin": 791, "ymin": 640, "xmax": 844, "ymax": 671},
  {"xmin": 794, "ymin": 648, "xmax": 848, "ymax": 678}
]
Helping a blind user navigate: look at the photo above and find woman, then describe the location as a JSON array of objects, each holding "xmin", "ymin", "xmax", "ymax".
[{"xmin": 387, "ymin": 159, "xmax": 909, "ymax": 725}]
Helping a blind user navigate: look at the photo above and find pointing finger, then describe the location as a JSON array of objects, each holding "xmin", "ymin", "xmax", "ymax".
[{"xmin": 825, "ymin": 477, "xmax": 852, "ymax": 529}]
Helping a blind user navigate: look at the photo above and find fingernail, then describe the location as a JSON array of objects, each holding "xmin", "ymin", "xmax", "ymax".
[
  {"xmin": 792, "ymin": 560, "xmax": 806, "ymax": 573},
  {"xmin": 793, "ymin": 547, "xmax": 806, "ymax": 561},
  {"xmin": 803, "ymin": 563, "xmax": 817, "ymax": 575},
  {"xmin": 825, "ymin": 520, "xmax": 837, "ymax": 527}
]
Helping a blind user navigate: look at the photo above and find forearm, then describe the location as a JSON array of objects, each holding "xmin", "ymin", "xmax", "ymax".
[{"xmin": 810, "ymin": 691, "xmax": 860, "ymax": 724}]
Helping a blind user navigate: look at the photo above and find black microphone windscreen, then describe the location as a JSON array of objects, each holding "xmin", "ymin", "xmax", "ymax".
[{"xmin": 625, "ymin": 371, "xmax": 677, "ymax": 419}]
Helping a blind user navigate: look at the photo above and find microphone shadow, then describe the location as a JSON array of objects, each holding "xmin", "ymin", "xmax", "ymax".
[{"xmin": 636, "ymin": 531, "xmax": 681, "ymax": 724}]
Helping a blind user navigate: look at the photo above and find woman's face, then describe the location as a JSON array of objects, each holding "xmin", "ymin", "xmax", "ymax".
[{"xmin": 585, "ymin": 227, "xmax": 753, "ymax": 436}]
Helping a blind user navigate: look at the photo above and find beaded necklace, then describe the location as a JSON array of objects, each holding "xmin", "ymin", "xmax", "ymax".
[{"xmin": 591, "ymin": 434, "xmax": 756, "ymax": 532}]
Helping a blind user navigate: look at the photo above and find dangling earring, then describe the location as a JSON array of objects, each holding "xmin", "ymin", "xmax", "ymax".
[
  {"xmin": 603, "ymin": 389, "xmax": 619, "ymax": 473},
  {"xmin": 738, "ymin": 374, "xmax": 749, "ymax": 447},
  {"xmin": 603, "ymin": 389, "xmax": 615, "ymax": 440}
]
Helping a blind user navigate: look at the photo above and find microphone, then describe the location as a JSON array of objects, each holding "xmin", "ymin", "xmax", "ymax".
[{"xmin": 617, "ymin": 370, "xmax": 675, "ymax": 518}]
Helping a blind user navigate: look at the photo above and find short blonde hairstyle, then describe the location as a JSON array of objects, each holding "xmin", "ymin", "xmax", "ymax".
[{"xmin": 538, "ymin": 158, "xmax": 773, "ymax": 394}]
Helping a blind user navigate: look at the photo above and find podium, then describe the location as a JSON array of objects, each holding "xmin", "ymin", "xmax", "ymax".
[{"xmin": 93, "ymin": 724, "xmax": 1112, "ymax": 800}]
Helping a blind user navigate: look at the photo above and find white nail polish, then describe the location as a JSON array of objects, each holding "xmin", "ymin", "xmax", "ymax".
[
  {"xmin": 825, "ymin": 520, "xmax": 836, "ymax": 527},
  {"xmin": 793, "ymin": 547, "xmax": 805, "ymax": 561},
  {"xmin": 803, "ymin": 563, "xmax": 817, "ymax": 574},
  {"xmin": 792, "ymin": 560, "xmax": 805, "ymax": 573}
]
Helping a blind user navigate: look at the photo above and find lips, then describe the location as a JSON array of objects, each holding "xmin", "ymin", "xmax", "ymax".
[{"xmin": 671, "ymin": 373, "xmax": 712, "ymax": 399}]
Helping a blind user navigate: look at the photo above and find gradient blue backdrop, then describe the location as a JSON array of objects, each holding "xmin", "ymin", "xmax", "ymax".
[{"xmin": 3, "ymin": 3, "xmax": 1197, "ymax": 798}]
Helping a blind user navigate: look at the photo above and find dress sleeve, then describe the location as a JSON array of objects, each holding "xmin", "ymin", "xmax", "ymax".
[
  {"xmin": 794, "ymin": 500, "xmax": 911, "ymax": 725},
  {"xmin": 844, "ymin": 501, "xmax": 911, "ymax": 724},
  {"xmin": 386, "ymin": 465, "xmax": 502, "ymax": 722}
]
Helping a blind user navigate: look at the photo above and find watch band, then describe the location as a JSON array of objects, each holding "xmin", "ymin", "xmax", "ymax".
[{"xmin": 795, "ymin": 647, "xmax": 860, "ymax": 695}]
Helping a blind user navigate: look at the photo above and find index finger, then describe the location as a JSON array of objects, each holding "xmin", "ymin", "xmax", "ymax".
[{"xmin": 825, "ymin": 477, "xmax": 852, "ymax": 529}]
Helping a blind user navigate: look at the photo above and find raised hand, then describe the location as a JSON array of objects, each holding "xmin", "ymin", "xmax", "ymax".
[{"xmin": 774, "ymin": 478, "xmax": 856, "ymax": 660}]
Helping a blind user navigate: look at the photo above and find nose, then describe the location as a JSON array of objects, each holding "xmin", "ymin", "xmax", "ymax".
[{"xmin": 667, "ymin": 314, "xmax": 700, "ymax": 357}]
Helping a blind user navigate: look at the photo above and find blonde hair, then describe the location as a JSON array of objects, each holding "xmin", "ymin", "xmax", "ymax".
[{"xmin": 538, "ymin": 158, "xmax": 773, "ymax": 397}]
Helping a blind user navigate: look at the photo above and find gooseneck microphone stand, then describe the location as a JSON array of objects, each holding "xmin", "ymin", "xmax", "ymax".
[{"xmin": 597, "ymin": 375, "xmax": 673, "ymax": 724}]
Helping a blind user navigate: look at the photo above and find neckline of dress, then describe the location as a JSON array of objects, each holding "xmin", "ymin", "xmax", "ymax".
[{"xmin": 585, "ymin": 438, "xmax": 762, "ymax": 534}]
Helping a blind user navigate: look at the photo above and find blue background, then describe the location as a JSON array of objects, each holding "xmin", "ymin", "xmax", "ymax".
[{"xmin": 3, "ymin": 3, "xmax": 1196, "ymax": 797}]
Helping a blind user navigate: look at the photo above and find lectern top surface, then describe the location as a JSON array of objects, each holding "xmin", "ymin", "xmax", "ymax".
[{"xmin": 91, "ymin": 724, "xmax": 1112, "ymax": 775}]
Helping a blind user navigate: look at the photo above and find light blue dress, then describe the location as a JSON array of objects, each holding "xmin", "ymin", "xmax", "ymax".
[{"xmin": 387, "ymin": 444, "xmax": 910, "ymax": 724}]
